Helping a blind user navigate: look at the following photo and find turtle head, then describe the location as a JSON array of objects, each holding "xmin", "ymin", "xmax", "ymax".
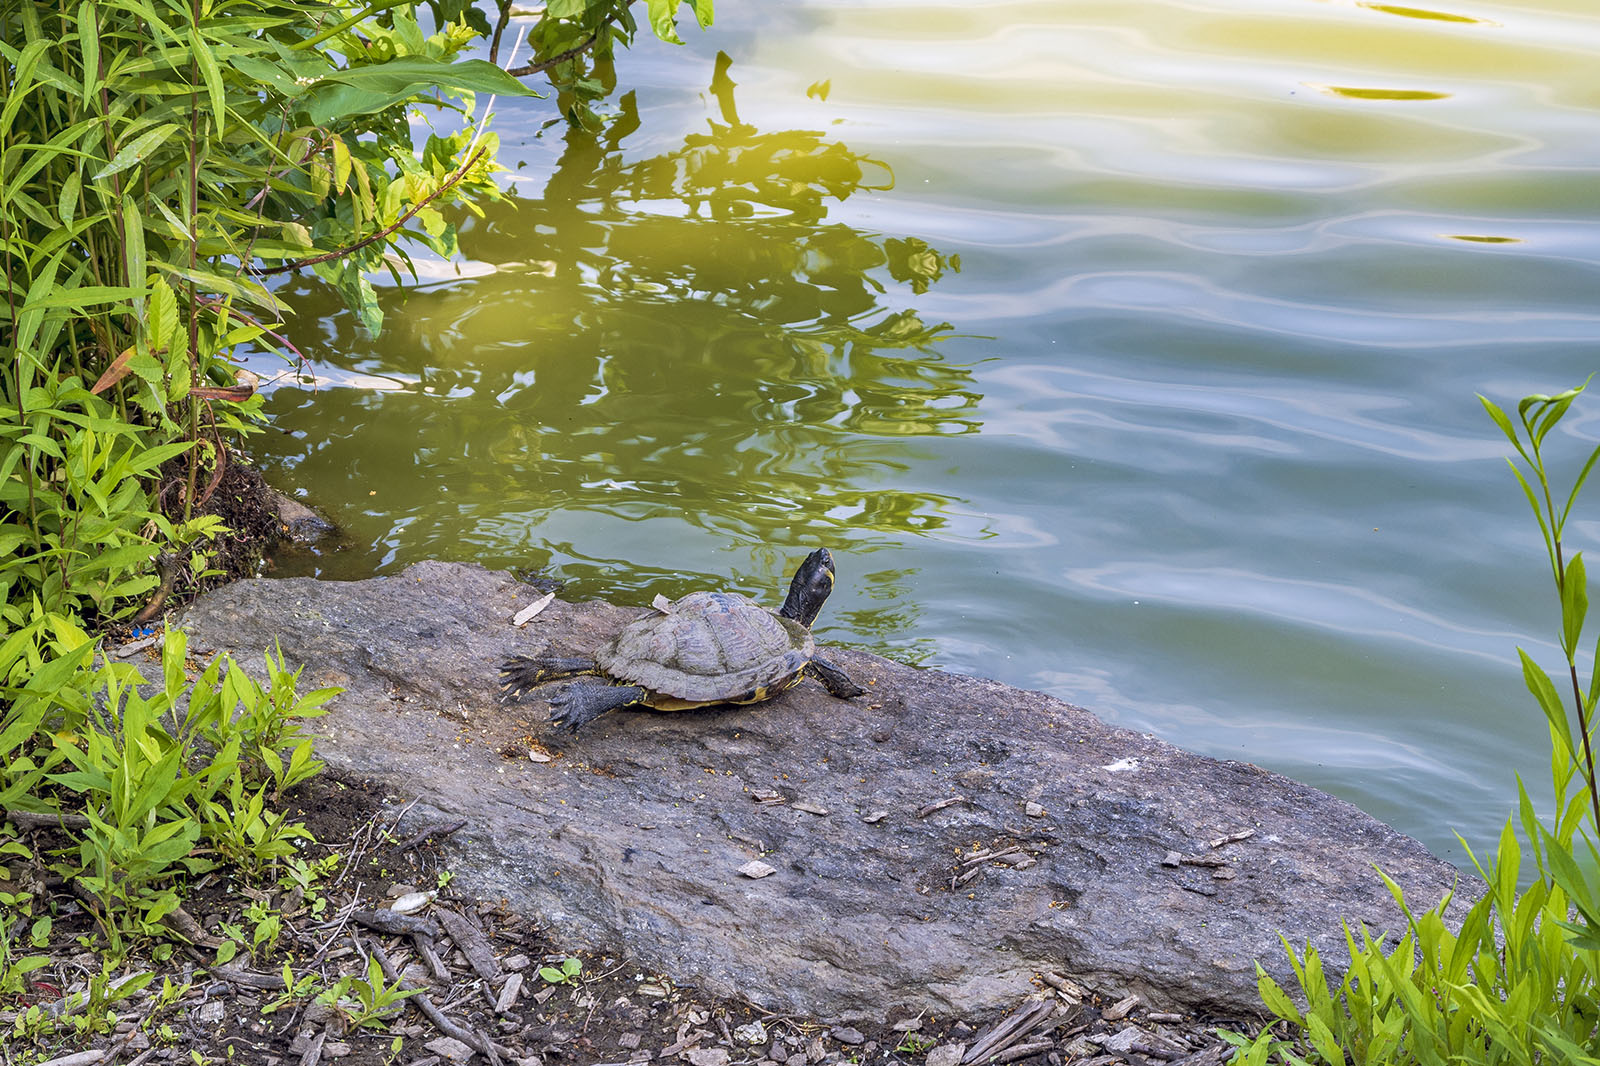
[{"xmin": 778, "ymin": 548, "xmax": 836, "ymax": 629}]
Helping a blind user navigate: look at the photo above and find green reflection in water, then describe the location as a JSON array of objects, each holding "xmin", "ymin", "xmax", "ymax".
[
  {"xmin": 1446, "ymin": 233, "xmax": 1521, "ymax": 244},
  {"xmin": 258, "ymin": 54, "xmax": 978, "ymax": 651}
]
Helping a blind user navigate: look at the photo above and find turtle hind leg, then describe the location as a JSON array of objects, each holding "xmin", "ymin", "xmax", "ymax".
[
  {"xmin": 808, "ymin": 656, "xmax": 865, "ymax": 699},
  {"xmin": 500, "ymin": 655, "xmax": 598, "ymax": 699},
  {"xmin": 550, "ymin": 683, "xmax": 649, "ymax": 732}
]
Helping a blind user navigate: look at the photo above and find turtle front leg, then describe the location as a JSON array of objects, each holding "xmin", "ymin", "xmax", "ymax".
[
  {"xmin": 501, "ymin": 655, "xmax": 599, "ymax": 699},
  {"xmin": 550, "ymin": 683, "xmax": 649, "ymax": 732},
  {"xmin": 808, "ymin": 657, "xmax": 865, "ymax": 699}
]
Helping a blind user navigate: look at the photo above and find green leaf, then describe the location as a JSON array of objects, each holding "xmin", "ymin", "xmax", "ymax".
[
  {"xmin": 300, "ymin": 58, "xmax": 539, "ymax": 125},
  {"xmin": 330, "ymin": 137, "xmax": 352, "ymax": 193},
  {"xmin": 1255, "ymin": 965, "xmax": 1304, "ymax": 1027},
  {"xmin": 123, "ymin": 195, "xmax": 147, "ymax": 324},
  {"xmin": 1521, "ymin": 648, "xmax": 1576, "ymax": 761},
  {"xmin": 148, "ymin": 277, "xmax": 178, "ymax": 352},
  {"xmin": 191, "ymin": 26, "xmax": 227, "ymax": 137},
  {"xmin": 78, "ymin": 1, "xmax": 100, "ymax": 103},
  {"xmin": 646, "ymin": 0, "xmax": 685, "ymax": 44},
  {"xmin": 1562, "ymin": 442, "xmax": 1600, "ymax": 530},
  {"xmin": 0, "ymin": 40, "xmax": 51, "ymax": 134},
  {"xmin": 1304, "ymin": 1014, "xmax": 1342, "ymax": 1066},
  {"xmin": 57, "ymin": 168, "xmax": 82, "ymax": 226},
  {"xmin": 93, "ymin": 124, "xmax": 180, "ymax": 181},
  {"xmin": 1478, "ymin": 393, "xmax": 1525, "ymax": 455},
  {"xmin": 21, "ymin": 284, "xmax": 143, "ymax": 312},
  {"xmin": 1562, "ymin": 553, "xmax": 1588, "ymax": 658}
]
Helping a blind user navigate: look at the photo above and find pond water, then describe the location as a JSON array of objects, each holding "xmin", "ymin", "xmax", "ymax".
[{"xmin": 245, "ymin": 0, "xmax": 1600, "ymax": 866}]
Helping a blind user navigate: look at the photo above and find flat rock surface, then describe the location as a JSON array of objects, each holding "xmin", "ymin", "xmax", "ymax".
[{"xmin": 179, "ymin": 560, "xmax": 1468, "ymax": 1020}]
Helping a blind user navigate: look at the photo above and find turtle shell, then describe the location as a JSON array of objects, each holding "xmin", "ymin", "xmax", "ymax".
[{"xmin": 595, "ymin": 590, "xmax": 814, "ymax": 705}]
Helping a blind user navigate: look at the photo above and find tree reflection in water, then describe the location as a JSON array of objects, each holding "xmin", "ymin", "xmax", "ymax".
[{"xmin": 261, "ymin": 55, "xmax": 980, "ymax": 650}]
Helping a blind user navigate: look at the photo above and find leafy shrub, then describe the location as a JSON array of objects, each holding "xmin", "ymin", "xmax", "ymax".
[{"xmin": 1231, "ymin": 386, "xmax": 1600, "ymax": 1065}]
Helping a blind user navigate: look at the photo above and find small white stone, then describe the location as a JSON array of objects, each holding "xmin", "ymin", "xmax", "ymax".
[
  {"xmin": 734, "ymin": 1020, "xmax": 769, "ymax": 1045},
  {"xmin": 426, "ymin": 1036, "xmax": 478, "ymax": 1061},
  {"xmin": 926, "ymin": 1043, "xmax": 965, "ymax": 1066},
  {"xmin": 1024, "ymin": 801, "xmax": 1046, "ymax": 818},
  {"xmin": 390, "ymin": 890, "xmax": 436, "ymax": 914},
  {"xmin": 739, "ymin": 860, "xmax": 777, "ymax": 879},
  {"xmin": 688, "ymin": 1049, "xmax": 731, "ymax": 1066}
]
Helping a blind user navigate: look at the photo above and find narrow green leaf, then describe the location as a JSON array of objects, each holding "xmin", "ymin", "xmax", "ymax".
[
  {"xmin": 20, "ymin": 284, "xmax": 143, "ymax": 312},
  {"xmin": 122, "ymin": 195, "xmax": 147, "ymax": 324},
  {"xmin": 1479, "ymin": 394, "xmax": 1529, "ymax": 458},
  {"xmin": 1507, "ymin": 460, "xmax": 1555, "ymax": 562},
  {"xmin": 1562, "ymin": 442, "xmax": 1600, "ymax": 530},
  {"xmin": 57, "ymin": 169, "xmax": 82, "ymax": 225},
  {"xmin": 191, "ymin": 26, "xmax": 227, "ymax": 136},
  {"xmin": 153, "ymin": 263, "xmax": 284, "ymax": 314},
  {"xmin": 1521, "ymin": 647, "xmax": 1576, "ymax": 761},
  {"xmin": 1304, "ymin": 1014, "xmax": 1342, "ymax": 1066},
  {"xmin": 78, "ymin": 1, "xmax": 100, "ymax": 103},
  {"xmin": 1535, "ymin": 392, "xmax": 1577, "ymax": 448},
  {"xmin": 330, "ymin": 136, "xmax": 351, "ymax": 193},
  {"xmin": 92, "ymin": 123, "xmax": 179, "ymax": 181},
  {"xmin": 1255, "ymin": 967, "xmax": 1304, "ymax": 1027},
  {"xmin": 0, "ymin": 40, "xmax": 50, "ymax": 134},
  {"xmin": 1562, "ymin": 553, "xmax": 1588, "ymax": 658}
]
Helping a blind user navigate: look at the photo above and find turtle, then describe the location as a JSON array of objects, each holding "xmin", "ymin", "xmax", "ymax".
[{"xmin": 500, "ymin": 547, "xmax": 865, "ymax": 731}]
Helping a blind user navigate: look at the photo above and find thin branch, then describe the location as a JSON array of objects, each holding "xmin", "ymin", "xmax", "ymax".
[
  {"xmin": 257, "ymin": 147, "xmax": 488, "ymax": 276},
  {"xmin": 505, "ymin": 28, "xmax": 603, "ymax": 78}
]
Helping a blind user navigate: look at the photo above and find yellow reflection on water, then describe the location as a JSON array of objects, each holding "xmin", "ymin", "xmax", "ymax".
[
  {"xmin": 1315, "ymin": 85, "xmax": 1451, "ymax": 101},
  {"xmin": 1358, "ymin": 3, "xmax": 1486, "ymax": 24}
]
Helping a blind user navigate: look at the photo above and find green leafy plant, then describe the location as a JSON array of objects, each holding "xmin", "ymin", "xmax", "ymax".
[
  {"xmin": 315, "ymin": 955, "xmax": 422, "ymax": 1030},
  {"xmin": 0, "ymin": 874, "xmax": 51, "ymax": 998},
  {"xmin": 0, "ymin": 628, "xmax": 333, "ymax": 954},
  {"xmin": 262, "ymin": 962, "xmax": 323, "ymax": 1015},
  {"xmin": 538, "ymin": 956, "xmax": 584, "ymax": 985},
  {"xmin": 1237, "ymin": 385, "xmax": 1600, "ymax": 1065}
]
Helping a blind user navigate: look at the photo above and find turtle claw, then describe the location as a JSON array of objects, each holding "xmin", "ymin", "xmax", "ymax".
[
  {"xmin": 500, "ymin": 655, "xmax": 597, "ymax": 700},
  {"xmin": 549, "ymin": 683, "xmax": 649, "ymax": 732},
  {"xmin": 809, "ymin": 656, "xmax": 865, "ymax": 699}
]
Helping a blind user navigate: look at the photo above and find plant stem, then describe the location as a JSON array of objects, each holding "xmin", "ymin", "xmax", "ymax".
[
  {"xmin": 1556, "ymin": 533, "xmax": 1600, "ymax": 830},
  {"xmin": 185, "ymin": 0, "xmax": 202, "ymax": 522}
]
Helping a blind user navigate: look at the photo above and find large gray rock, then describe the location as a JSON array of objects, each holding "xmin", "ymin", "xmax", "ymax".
[{"xmin": 179, "ymin": 561, "xmax": 1468, "ymax": 1019}]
